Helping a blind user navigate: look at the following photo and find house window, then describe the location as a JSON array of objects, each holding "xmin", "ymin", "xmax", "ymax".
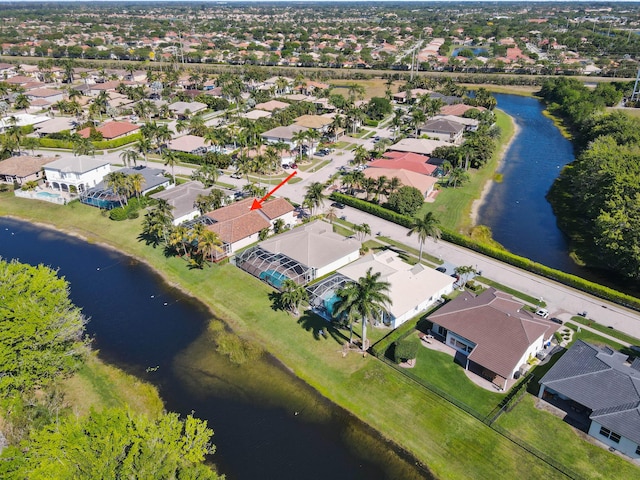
[
  {"xmin": 599, "ymin": 426, "xmax": 621, "ymax": 443},
  {"xmin": 636, "ymin": 445, "xmax": 640, "ymax": 456}
]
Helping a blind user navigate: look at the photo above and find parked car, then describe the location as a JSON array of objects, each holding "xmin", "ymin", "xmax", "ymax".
[
  {"xmin": 290, "ymin": 163, "xmax": 298, "ymax": 169},
  {"xmin": 316, "ymin": 151, "xmax": 327, "ymax": 157},
  {"xmin": 535, "ymin": 308, "xmax": 550, "ymax": 319},
  {"xmin": 230, "ymin": 172, "xmax": 242, "ymax": 179},
  {"xmin": 435, "ymin": 267, "xmax": 447, "ymax": 273},
  {"xmin": 331, "ymin": 202, "xmax": 345, "ymax": 209}
]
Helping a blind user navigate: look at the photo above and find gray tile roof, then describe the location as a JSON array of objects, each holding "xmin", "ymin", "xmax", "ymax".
[{"xmin": 540, "ymin": 340, "xmax": 640, "ymax": 444}]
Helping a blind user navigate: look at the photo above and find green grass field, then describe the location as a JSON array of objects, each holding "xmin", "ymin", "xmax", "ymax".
[{"xmin": 1, "ymin": 194, "xmax": 637, "ymax": 479}]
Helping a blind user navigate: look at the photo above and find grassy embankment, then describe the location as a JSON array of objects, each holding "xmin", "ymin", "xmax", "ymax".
[
  {"xmin": 414, "ymin": 108, "xmax": 514, "ymax": 233},
  {"xmin": 62, "ymin": 353, "xmax": 164, "ymax": 418},
  {"xmin": 3, "ymin": 196, "xmax": 639, "ymax": 479}
]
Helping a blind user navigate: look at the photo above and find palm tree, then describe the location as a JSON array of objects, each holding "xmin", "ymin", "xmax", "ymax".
[
  {"xmin": 279, "ymin": 279, "xmax": 308, "ymax": 316},
  {"xmin": 406, "ymin": 212, "xmax": 441, "ymax": 262},
  {"xmin": 305, "ymin": 128, "xmax": 321, "ymax": 157},
  {"xmin": 352, "ymin": 145, "xmax": 369, "ymax": 167},
  {"xmin": 291, "ymin": 129, "xmax": 308, "ymax": 163},
  {"xmin": 197, "ymin": 229, "xmax": 223, "ymax": 265},
  {"xmin": 105, "ymin": 171, "xmax": 129, "ymax": 208},
  {"xmin": 137, "ymin": 136, "xmax": 152, "ymax": 167},
  {"xmin": 353, "ymin": 223, "xmax": 371, "ymax": 242},
  {"xmin": 303, "ymin": 182, "xmax": 325, "ymax": 216},
  {"xmin": 334, "ymin": 268, "xmax": 391, "ymax": 352},
  {"xmin": 120, "ymin": 149, "xmax": 141, "ymax": 167},
  {"xmin": 448, "ymin": 167, "xmax": 470, "ymax": 188},
  {"xmin": 72, "ymin": 135, "xmax": 95, "ymax": 157},
  {"xmin": 162, "ymin": 149, "xmax": 179, "ymax": 184},
  {"xmin": 325, "ymin": 207, "xmax": 337, "ymax": 224},
  {"xmin": 128, "ymin": 173, "xmax": 145, "ymax": 199},
  {"xmin": 14, "ymin": 93, "xmax": 30, "ymax": 113},
  {"xmin": 142, "ymin": 199, "xmax": 174, "ymax": 245}
]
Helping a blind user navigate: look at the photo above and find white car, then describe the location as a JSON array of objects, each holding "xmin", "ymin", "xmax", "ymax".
[{"xmin": 535, "ymin": 308, "xmax": 549, "ymax": 319}]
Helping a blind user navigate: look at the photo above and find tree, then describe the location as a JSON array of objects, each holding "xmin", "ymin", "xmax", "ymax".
[
  {"xmin": 0, "ymin": 260, "xmax": 89, "ymax": 397},
  {"xmin": 162, "ymin": 149, "xmax": 179, "ymax": 184},
  {"xmin": 394, "ymin": 339, "xmax": 419, "ymax": 365},
  {"xmin": 279, "ymin": 279, "xmax": 308, "ymax": 316},
  {"xmin": 352, "ymin": 145, "xmax": 369, "ymax": 167},
  {"xmin": 128, "ymin": 173, "xmax": 145, "ymax": 199},
  {"xmin": 303, "ymin": 181, "xmax": 325, "ymax": 216},
  {"xmin": 197, "ymin": 229, "xmax": 223, "ymax": 265},
  {"xmin": 454, "ymin": 265, "xmax": 477, "ymax": 288},
  {"xmin": 142, "ymin": 199, "xmax": 174, "ymax": 246},
  {"xmin": 13, "ymin": 93, "xmax": 30, "ymax": 113},
  {"xmin": 191, "ymin": 163, "xmax": 219, "ymax": 187},
  {"xmin": 365, "ymin": 97, "xmax": 392, "ymax": 121},
  {"xmin": 387, "ymin": 186, "xmax": 424, "ymax": 215},
  {"xmin": 194, "ymin": 189, "xmax": 224, "ymax": 214},
  {"xmin": 333, "ymin": 267, "xmax": 391, "ymax": 352},
  {"xmin": 447, "ymin": 167, "xmax": 470, "ymax": 188},
  {"xmin": 353, "ymin": 222, "xmax": 371, "ymax": 242},
  {"xmin": 105, "ymin": 171, "xmax": 130, "ymax": 207},
  {"xmin": 72, "ymin": 135, "xmax": 95, "ymax": 157},
  {"xmin": 0, "ymin": 408, "xmax": 220, "ymax": 479},
  {"xmin": 120, "ymin": 149, "xmax": 141, "ymax": 167},
  {"xmin": 407, "ymin": 211, "xmax": 441, "ymax": 262}
]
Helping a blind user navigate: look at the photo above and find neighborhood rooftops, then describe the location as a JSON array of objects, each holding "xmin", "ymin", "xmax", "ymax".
[
  {"xmin": 363, "ymin": 167, "xmax": 438, "ymax": 196},
  {"xmin": 389, "ymin": 138, "xmax": 450, "ymax": 156}
]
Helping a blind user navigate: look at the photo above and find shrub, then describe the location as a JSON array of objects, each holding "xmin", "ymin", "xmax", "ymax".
[
  {"xmin": 386, "ymin": 186, "xmax": 424, "ymax": 215},
  {"xmin": 109, "ymin": 207, "xmax": 128, "ymax": 221},
  {"xmin": 394, "ymin": 339, "xmax": 419, "ymax": 364}
]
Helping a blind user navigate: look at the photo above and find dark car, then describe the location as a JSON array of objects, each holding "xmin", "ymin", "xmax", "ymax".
[
  {"xmin": 331, "ymin": 202, "xmax": 345, "ymax": 209},
  {"xmin": 435, "ymin": 267, "xmax": 447, "ymax": 273}
]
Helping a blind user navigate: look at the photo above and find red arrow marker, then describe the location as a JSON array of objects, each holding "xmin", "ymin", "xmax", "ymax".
[{"xmin": 250, "ymin": 170, "xmax": 298, "ymax": 210}]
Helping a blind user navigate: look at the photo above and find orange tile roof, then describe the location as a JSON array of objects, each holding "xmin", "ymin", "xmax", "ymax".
[
  {"xmin": 78, "ymin": 121, "xmax": 140, "ymax": 140},
  {"xmin": 261, "ymin": 197, "xmax": 295, "ymax": 219},
  {"xmin": 439, "ymin": 103, "xmax": 486, "ymax": 116}
]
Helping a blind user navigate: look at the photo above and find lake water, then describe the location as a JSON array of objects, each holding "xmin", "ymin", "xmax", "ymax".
[
  {"xmin": 477, "ymin": 93, "xmax": 580, "ymax": 275},
  {"xmin": 0, "ymin": 218, "xmax": 428, "ymax": 480}
]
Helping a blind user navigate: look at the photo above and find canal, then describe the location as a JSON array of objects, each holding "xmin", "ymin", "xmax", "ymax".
[{"xmin": 0, "ymin": 218, "xmax": 427, "ymax": 480}]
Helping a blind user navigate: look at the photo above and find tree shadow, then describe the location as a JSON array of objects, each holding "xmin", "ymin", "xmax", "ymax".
[
  {"xmin": 268, "ymin": 291, "xmax": 286, "ymax": 312},
  {"xmin": 297, "ymin": 311, "xmax": 348, "ymax": 344},
  {"xmin": 137, "ymin": 231, "xmax": 162, "ymax": 248}
]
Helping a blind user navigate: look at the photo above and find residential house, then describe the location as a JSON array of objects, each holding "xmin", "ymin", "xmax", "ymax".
[
  {"xmin": 364, "ymin": 167, "xmax": 438, "ymax": 199},
  {"xmin": 168, "ymin": 101, "xmax": 207, "ymax": 117},
  {"xmin": 254, "ymin": 100, "xmax": 290, "ymax": 112},
  {"xmin": 418, "ymin": 118, "xmax": 465, "ymax": 144},
  {"xmin": 77, "ymin": 121, "xmax": 140, "ymax": 141},
  {"xmin": 150, "ymin": 180, "xmax": 230, "ymax": 225},
  {"xmin": 374, "ymin": 151, "xmax": 438, "ymax": 176},
  {"xmin": 538, "ymin": 340, "xmax": 640, "ymax": 459},
  {"xmin": 308, "ymin": 250, "xmax": 454, "ymax": 328},
  {"xmin": 34, "ymin": 117, "xmax": 76, "ymax": 137},
  {"xmin": 26, "ymin": 87, "xmax": 64, "ymax": 104},
  {"xmin": 294, "ymin": 114, "xmax": 333, "ymax": 134},
  {"xmin": 204, "ymin": 197, "xmax": 295, "ymax": 259},
  {"xmin": 241, "ymin": 109, "xmax": 271, "ymax": 120},
  {"xmin": 0, "ymin": 113, "xmax": 49, "ymax": 133},
  {"xmin": 261, "ymin": 124, "xmax": 306, "ymax": 150},
  {"xmin": 44, "ymin": 156, "xmax": 111, "ymax": 193},
  {"xmin": 236, "ymin": 220, "xmax": 361, "ymax": 287},
  {"xmin": 168, "ymin": 135, "xmax": 209, "ymax": 155},
  {"xmin": 434, "ymin": 114, "xmax": 480, "ymax": 132},
  {"xmin": 389, "ymin": 138, "xmax": 450, "ymax": 156},
  {"xmin": 429, "ymin": 288, "xmax": 559, "ymax": 390},
  {"xmin": 0, "ymin": 155, "xmax": 56, "ymax": 185}
]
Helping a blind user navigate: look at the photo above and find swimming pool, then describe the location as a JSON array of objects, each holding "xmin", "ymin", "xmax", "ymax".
[
  {"xmin": 323, "ymin": 293, "xmax": 341, "ymax": 316},
  {"xmin": 36, "ymin": 191, "xmax": 61, "ymax": 199},
  {"xmin": 259, "ymin": 269, "xmax": 289, "ymax": 289}
]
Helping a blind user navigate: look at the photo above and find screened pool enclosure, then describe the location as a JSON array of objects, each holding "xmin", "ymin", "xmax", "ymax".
[{"xmin": 234, "ymin": 246, "xmax": 313, "ymax": 290}]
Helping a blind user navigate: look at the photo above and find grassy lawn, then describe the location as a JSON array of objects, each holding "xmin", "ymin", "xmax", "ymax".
[
  {"xmin": 477, "ymin": 276, "xmax": 547, "ymax": 307},
  {"xmin": 378, "ymin": 235, "xmax": 441, "ymax": 266},
  {"xmin": 496, "ymin": 395, "xmax": 640, "ymax": 480},
  {"xmin": 461, "ymin": 84, "xmax": 539, "ymax": 97},
  {"xmin": 564, "ymin": 322, "xmax": 626, "ymax": 351},
  {"xmin": 349, "ymin": 128, "xmax": 372, "ymax": 139},
  {"xmin": 569, "ymin": 316, "xmax": 640, "ymax": 346},
  {"xmin": 62, "ymin": 353, "xmax": 164, "ymax": 418},
  {"xmin": 2, "ymin": 194, "xmax": 637, "ymax": 479},
  {"xmin": 329, "ymin": 78, "xmax": 396, "ymax": 100},
  {"xmin": 415, "ymin": 109, "xmax": 515, "ymax": 233},
  {"xmin": 402, "ymin": 334, "xmax": 505, "ymax": 416},
  {"xmin": 300, "ymin": 158, "xmax": 331, "ymax": 172}
]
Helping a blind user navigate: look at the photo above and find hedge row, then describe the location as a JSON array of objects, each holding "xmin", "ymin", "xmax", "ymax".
[
  {"xmin": 30, "ymin": 133, "xmax": 141, "ymax": 151},
  {"xmin": 330, "ymin": 192, "xmax": 640, "ymax": 311}
]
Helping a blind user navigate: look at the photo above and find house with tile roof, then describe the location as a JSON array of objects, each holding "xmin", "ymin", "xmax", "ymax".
[
  {"xmin": 418, "ymin": 118, "xmax": 465, "ymax": 144},
  {"xmin": 429, "ymin": 288, "xmax": 559, "ymax": 390},
  {"xmin": 168, "ymin": 135, "xmax": 209, "ymax": 155},
  {"xmin": 77, "ymin": 121, "xmax": 140, "ymax": 140},
  {"xmin": 204, "ymin": 197, "xmax": 295, "ymax": 258},
  {"xmin": 151, "ymin": 180, "xmax": 226, "ymax": 225},
  {"xmin": 44, "ymin": 156, "xmax": 111, "ymax": 193},
  {"xmin": 375, "ymin": 151, "xmax": 438, "ymax": 176},
  {"xmin": 539, "ymin": 340, "xmax": 640, "ymax": 458},
  {"xmin": 364, "ymin": 168, "xmax": 438, "ymax": 199},
  {"xmin": 0, "ymin": 155, "xmax": 56, "ymax": 185},
  {"xmin": 389, "ymin": 138, "xmax": 450, "ymax": 156}
]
